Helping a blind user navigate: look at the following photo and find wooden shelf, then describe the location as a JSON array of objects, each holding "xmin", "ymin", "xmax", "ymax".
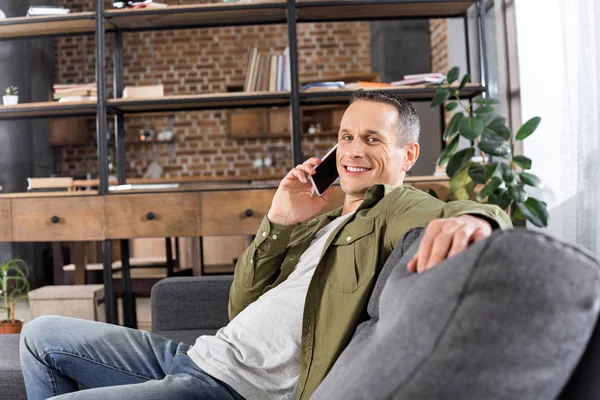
[
  {"xmin": 105, "ymin": 2, "xmax": 287, "ymax": 31},
  {"xmin": 0, "ymin": 12, "xmax": 102, "ymax": 40},
  {"xmin": 296, "ymin": 0, "xmax": 474, "ymax": 22},
  {"xmin": 108, "ymin": 91, "xmax": 291, "ymax": 114},
  {"xmin": 300, "ymin": 84, "xmax": 484, "ymax": 105},
  {"xmin": 0, "ymin": 101, "xmax": 98, "ymax": 120}
]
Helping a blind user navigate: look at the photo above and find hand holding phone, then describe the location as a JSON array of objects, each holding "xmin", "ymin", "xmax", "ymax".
[{"xmin": 309, "ymin": 144, "xmax": 339, "ymax": 196}]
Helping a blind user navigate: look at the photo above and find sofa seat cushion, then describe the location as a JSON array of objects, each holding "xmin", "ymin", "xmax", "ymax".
[
  {"xmin": 0, "ymin": 334, "xmax": 26, "ymax": 400},
  {"xmin": 313, "ymin": 229, "xmax": 600, "ymax": 399}
]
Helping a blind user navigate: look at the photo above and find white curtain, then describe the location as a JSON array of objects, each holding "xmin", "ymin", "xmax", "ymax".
[{"xmin": 516, "ymin": 0, "xmax": 600, "ymax": 254}]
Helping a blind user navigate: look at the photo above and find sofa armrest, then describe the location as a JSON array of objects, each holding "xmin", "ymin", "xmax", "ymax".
[{"xmin": 151, "ymin": 275, "xmax": 233, "ymax": 333}]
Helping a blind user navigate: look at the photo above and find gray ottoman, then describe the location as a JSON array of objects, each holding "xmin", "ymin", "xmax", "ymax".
[{"xmin": 0, "ymin": 334, "xmax": 26, "ymax": 399}]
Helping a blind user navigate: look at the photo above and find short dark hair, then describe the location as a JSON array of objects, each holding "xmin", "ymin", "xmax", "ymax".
[{"xmin": 349, "ymin": 90, "xmax": 420, "ymax": 145}]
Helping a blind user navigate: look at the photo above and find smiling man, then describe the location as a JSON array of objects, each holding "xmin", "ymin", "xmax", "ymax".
[{"xmin": 20, "ymin": 90, "xmax": 511, "ymax": 400}]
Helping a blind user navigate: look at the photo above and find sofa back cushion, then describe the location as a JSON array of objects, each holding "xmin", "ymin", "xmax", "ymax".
[{"xmin": 313, "ymin": 229, "xmax": 600, "ymax": 399}]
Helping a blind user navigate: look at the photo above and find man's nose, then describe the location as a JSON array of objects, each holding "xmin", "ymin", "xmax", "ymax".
[{"xmin": 348, "ymin": 139, "xmax": 366, "ymax": 157}]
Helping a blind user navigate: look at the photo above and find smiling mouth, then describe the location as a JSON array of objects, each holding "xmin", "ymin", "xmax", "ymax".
[{"xmin": 344, "ymin": 166, "xmax": 372, "ymax": 174}]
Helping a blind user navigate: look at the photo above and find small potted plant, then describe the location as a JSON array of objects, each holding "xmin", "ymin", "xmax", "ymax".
[
  {"xmin": 0, "ymin": 259, "xmax": 29, "ymax": 334},
  {"xmin": 3, "ymin": 86, "xmax": 18, "ymax": 106}
]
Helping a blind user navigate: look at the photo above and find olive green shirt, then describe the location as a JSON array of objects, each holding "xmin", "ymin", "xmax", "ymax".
[{"xmin": 229, "ymin": 184, "xmax": 512, "ymax": 399}]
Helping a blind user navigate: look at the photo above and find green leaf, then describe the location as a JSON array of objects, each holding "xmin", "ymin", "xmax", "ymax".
[
  {"xmin": 431, "ymin": 88, "xmax": 451, "ymax": 108},
  {"xmin": 474, "ymin": 106, "xmax": 496, "ymax": 115},
  {"xmin": 447, "ymin": 67, "xmax": 460, "ymax": 83},
  {"xmin": 503, "ymin": 169, "xmax": 516, "ymax": 183},
  {"xmin": 484, "ymin": 163, "xmax": 501, "ymax": 180},
  {"xmin": 488, "ymin": 116, "xmax": 506, "ymax": 128},
  {"xmin": 467, "ymin": 164, "xmax": 486, "ymax": 184},
  {"xmin": 445, "ymin": 101, "xmax": 459, "ymax": 112},
  {"xmin": 458, "ymin": 116, "xmax": 484, "ymax": 140},
  {"xmin": 458, "ymin": 74, "xmax": 471, "ymax": 90},
  {"xmin": 443, "ymin": 112, "xmax": 464, "ymax": 141},
  {"xmin": 515, "ymin": 116, "xmax": 542, "ymax": 141},
  {"xmin": 519, "ymin": 172, "xmax": 543, "ymax": 188},
  {"xmin": 508, "ymin": 184, "xmax": 528, "ymax": 203},
  {"xmin": 438, "ymin": 135, "xmax": 460, "ymax": 167},
  {"xmin": 513, "ymin": 155, "xmax": 532, "ymax": 170},
  {"xmin": 512, "ymin": 206, "xmax": 526, "ymax": 220},
  {"xmin": 428, "ymin": 188, "xmax": 439, "ymax": 199},
  {"xmin": 446, "ymin": 147, "xmax": 475, "ymax": 178},
  {"xmin": 474, "ymin": 98, "xmax": 501, "ymax": 105},
  {"xmin": 479, "ymin": 138, "xmax": 511, "ymax": 157},
  {"xmin": 476, "ymin": 177, "xmax": 504, "ymax": 201},
  {"xmin": 489, "ymin": 123, "xmax": 512, "ymax": 141},
  {"xmin": 488, "ymin": 188, "xmax": 513, "ymax": 210},
  {"xmin": 450, "ymin": 165, "xmax": 476, "ymax": 200},
  {"xmin": 517, "ymin": 197, "xmax": 549, "ymax": 228}
]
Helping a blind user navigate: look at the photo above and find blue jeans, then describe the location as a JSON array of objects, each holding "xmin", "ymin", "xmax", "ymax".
[{"xmin": 20, "ymin": 315, "xmax": 244, "ymax": 400}]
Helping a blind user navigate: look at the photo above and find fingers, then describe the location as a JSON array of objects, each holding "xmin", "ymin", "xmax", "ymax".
[
  {"xmin": 283, "ymin": 158, "xmax": 322, "ymax": 184},
  {"xmin": 407, "ymin": 216, "xmax": 493, "ymax": 274},
  {"xmin": 408, "ymin": 219, "xmax": 443, "ymax": 273}
]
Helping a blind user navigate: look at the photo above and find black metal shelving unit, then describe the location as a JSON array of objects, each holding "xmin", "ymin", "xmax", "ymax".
[{"xmin": 0, "ymin": 0, "xmax": 488, "ymax": 327}]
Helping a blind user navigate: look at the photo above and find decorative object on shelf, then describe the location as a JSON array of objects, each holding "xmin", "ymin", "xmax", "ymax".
[
  {"xmin": 431, "ymin": 66, "xmax": 548, "ymax": 228},
  {"xmin": 0, "ymin": 259, "xmax": 29, "ymax": 334},
  {"xmin": 139, "ymin": 126, "xmax": 154, "ymax": 141},
  {"xmin": 3, "ymin": 86, "xmax": 18, "ymax": 106},
  {"xmin": 392, "ymin": 72, "xmax": 446, "ymax": 86},
  {"xmin": 0, "ymin": 9, "xmax": 6, "ymax": 19},
  {"xmin": 123, "ymin": 84, "xmax": 164, "ymax": 99},
  {"xmin": 113, "ymin": 0, "xmax": 161, "ymax": 9}
]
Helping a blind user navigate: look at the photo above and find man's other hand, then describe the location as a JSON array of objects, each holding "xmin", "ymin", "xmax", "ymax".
[
  {"xmin": 267, "ymin": 158, "xmax": 334, "ymax": 226},
  {"xmin": 407, "ymin": 215, "xmax": 492, "ymax": 273}
]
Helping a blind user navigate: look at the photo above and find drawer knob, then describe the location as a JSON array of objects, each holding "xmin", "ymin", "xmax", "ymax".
[
  {"xmin": 146, "ymin": 212, "xmax": 155, "ymax": 220},
  {"xmin": 245, "ymin": 209, "xmax": 254, "ymax": 217},
  {"xmin": 51, "ymin": 216, "xmax": 60, "ymax": 224}
]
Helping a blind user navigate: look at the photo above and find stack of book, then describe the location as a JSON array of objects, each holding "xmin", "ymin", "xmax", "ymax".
[
  {"xmin": 53, "ymin": 84, "xmax": 97, "ymax": 103},
  {"xmin": 391, "ymin": 73, "xmax": 446, "ymax": 86},
  {"xmin": 243, "ymin": 47, "xmax": 291, "ymax": 92},
  {"xmin": 301, "ymin": 80, "xmax": 391, "ymax": 92}
]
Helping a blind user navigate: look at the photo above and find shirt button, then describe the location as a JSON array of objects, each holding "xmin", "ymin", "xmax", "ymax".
[
  {"xmin": 262, "ymin": 232, "xmax": 267, "ymax": 237},
  {"xmin": 346, "ymin": 236, "xmax": 352, "ymax": 241},
  {"xmin": 272, "ymin": 234, "xmax": 278, "ymax": 240},
  {"xmin": 250, "ymin": 259, "xmax": 253, "ymax": 264}
]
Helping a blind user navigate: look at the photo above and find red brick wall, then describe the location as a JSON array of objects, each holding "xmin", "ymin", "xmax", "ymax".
[
  {"xmin": 53, "ymin": 0, "xmax": 371, "ymax": 179},
  {"xmin": 429, "ymin": 18, "xmax": 449, "ymax": 75}
]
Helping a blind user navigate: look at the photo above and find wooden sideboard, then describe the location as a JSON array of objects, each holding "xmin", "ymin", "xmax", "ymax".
[{"xmin": 0, "ymin": 179, "xmax": 450, "ymax": 242}]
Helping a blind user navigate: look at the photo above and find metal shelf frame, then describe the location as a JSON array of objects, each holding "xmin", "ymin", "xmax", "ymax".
[{"xmin": 0, "ymin": 0, "xmax": 489, "ymax": 327}]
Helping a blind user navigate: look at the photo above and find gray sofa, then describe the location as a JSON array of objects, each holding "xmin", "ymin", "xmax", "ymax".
[
  {"xmin": 3, "ymin": 228, "xmax": 600, "ymax": 399},
  {"xmin": 152, "ymin": 228, "xmax": 600, "ymax": 399}
]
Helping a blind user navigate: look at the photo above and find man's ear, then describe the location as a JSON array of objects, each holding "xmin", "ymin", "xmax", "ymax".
[{"xmin": 403, "ymin": 142, "xmax": 420, "ymax": 172}]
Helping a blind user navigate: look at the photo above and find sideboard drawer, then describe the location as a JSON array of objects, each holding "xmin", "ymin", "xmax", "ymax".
[
  {"xmin": 201, "ymin": 189, "xmax": 275, "ymax": 236},
  {"xmin": 11, "ymin": 197, "xmax": 104, "ymax": 241},
  {"xmin": 104, "ymin": 193, "xmax": 200, "ymax": 239},
  {"xmin": 0, "ymin": 200, "xmax": 12, "ymax": 241}
]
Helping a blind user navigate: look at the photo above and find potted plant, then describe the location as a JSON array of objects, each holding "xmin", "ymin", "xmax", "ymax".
[
  {"xmin": 0, "ymin": 259, "xmax": 29, "ymax": 334},
  {"xmin": 3, "ymin": 85, "xmax": 18, "ymax": 106},
  {"xmin": 431, "ymin": 66, "xmax": 549, "ymax": 227}
]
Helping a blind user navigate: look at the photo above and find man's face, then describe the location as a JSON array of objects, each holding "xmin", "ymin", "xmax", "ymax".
[{"xmin": 336, "ymin": 100, "xmax": 413, "ymax": 196}]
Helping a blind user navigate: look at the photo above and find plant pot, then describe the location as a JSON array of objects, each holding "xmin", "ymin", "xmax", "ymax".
[
  {"xmin": 0, "ymin": 320, "xmax": 23, "ymax": 334},
  {"xmin": 3, "ymin": 95, "xmax": 18, "ymax": 106}
]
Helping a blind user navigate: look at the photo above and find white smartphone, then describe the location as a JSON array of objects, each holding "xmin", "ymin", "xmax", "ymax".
[{"xmin": 308, "ymin": 144, "xmax": 339, "ymax": 196}]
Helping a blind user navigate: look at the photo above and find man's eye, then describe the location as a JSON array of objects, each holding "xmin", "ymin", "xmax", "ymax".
[
  {"xmin": 341, "ymin": 135, "xmax": 352, "ymax": 141},
  {"xmin": 367, "ymin": 137, "xmax": 380, "ymax": 143}
]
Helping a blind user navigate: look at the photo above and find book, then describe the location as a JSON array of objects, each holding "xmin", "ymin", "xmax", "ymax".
[
  {"xmin": 403, "ymin": 72, "xmax": 446, "ymax": 80},
  {"xmin": 391, "ymin": 76, "xmax": 445, "ymax": 86},
  {"xmin": 276, "ymin": 55, "xmax": 283, "ymax": 92},
  {"xmin": 344, "ymin": 81, "xmax": 391, "ymax": 90},
  {"xmin": 53, "ymin": 89, "xmax": 97, "ymax": 100},
  {"xmin": 269, "ymin": 55, "xmax": 278, "ymax": 92},
  {"xmin": 27, "ymin": 6, "xmax": 70, "ymax": 16},
  {"xmin": 254, "ymin": 54, "xmax": 265, "ymax": 92},
  {"xmin": 243, "ymin": 48, "xmax": 258, "ymax": 92},
  {"xmin": 302, "ymin": 81, "xmax": 345, "ymax": 91},
  {"xmin": 58, "ymin": 96, "xmax": 97, "ymax": 103},
  {"xmin": 122, "ymin": 84, "xmax": 164, "ymax": 98},
  {"xmin": 261, "ymin": 54, "xmax": 271, "ymax": 92},
  {"xmin": 283, "ymin": 46, "xmax": 291, "ymax": 91}
]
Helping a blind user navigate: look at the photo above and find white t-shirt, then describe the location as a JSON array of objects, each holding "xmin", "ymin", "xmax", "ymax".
[{"xmin": 188, "ymin": 213, "xmax": 352, "ymax": 400}]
